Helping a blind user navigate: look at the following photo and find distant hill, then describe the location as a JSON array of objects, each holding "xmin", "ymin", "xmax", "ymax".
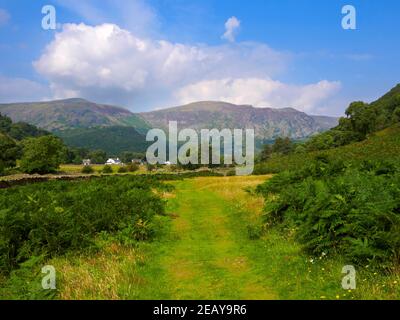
[
  {"xmin": 0, "ymin": 113, "xmax": 49, "ymax": 141},
  {"xmin": 139, "ymin": 101, "xmax": 338, "ymax": 140},
  {"xmin": 0, "ymin": 98, "xmax": 150, "ymax": 133},
  {"xmin": 55, "ymin": 126, "xmax": 149, "ymax": 155}
]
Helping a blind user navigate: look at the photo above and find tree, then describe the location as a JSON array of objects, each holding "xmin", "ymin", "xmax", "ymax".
[
  {"xmin": 0, "ymin": 133, "xmax": 19, "ymax": 174},
  {"xmin": 345, "ymin": 101, "xmax": 376, "ymax": 137},
  {"xmin": 20, "ymin": 136, "xmax": 66, "ymax": 174},
  {"xmin": 272, "ymin": 137, "xmax": 294, "ymax": 155},
  {"xmin": 260, "ymin": 144, "xmax": 273, "ymax": 161},
  {"xmin": 88, "ymin": 150, "xmax": 107, "ymax": 164},
  {"xmin": 120, "ymin": 151, "xmax": 145, "ymax": 164}
]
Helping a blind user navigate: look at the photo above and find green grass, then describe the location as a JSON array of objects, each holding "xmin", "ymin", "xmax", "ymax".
[{"xmin": 48, "ymin": 176, "xmax": 399, "ymax": 300}]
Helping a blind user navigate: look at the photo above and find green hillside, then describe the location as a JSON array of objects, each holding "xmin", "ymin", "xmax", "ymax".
[
  {"xmin": 0, "ymin": 98, "xmax": 150, "ymax": 132},
  {"xmin": 255, "ymin": 124, "xmax": 400, "ymax": 174},
  {"xmin": 55, "ymin": 126, "xmax": 149, "ymax": 155}
]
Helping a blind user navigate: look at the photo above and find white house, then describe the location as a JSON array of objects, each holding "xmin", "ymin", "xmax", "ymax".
[
  {"xmin": 82, "ymin": 159, "xmax": 91, "ymax": 166},
  {"xmin": 105, "ymin": 158, "xmax": 122, "ymax": 165}
]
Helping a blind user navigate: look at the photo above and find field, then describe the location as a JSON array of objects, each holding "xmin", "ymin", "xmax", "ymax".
[{"xmin": 2, "ymin": 175, "xmax": 396, "ymax": 300}]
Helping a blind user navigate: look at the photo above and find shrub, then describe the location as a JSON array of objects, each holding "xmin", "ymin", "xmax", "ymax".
[
  {"xmin": 20, "ymin": 136, "xmax": 66, "ymax": 174},
  {"xmin": 146, "ymin": 164, "xmax": 156, "ymax": 172},
  {"xmin": 0, "ymin": 133, "xmax": 19, "ymax": 174},
  {"xmin": 258, "ymin": 159, "xmax": 400, "ymax": 268},
  {"xmin": 126, "ymin": 163, "xmax": 139, "ymax": 173},
  {"xmin": 226, "ymin": 169, "xmax": 236, "ymax": 176},
  {"xmin": 102, "ymin": 165, "xmax": 113, "ymax": 174},
  {"xmin": 81, "ymin": 166, "xmax": 94, "ymax": 174},
  {"xmin": 118, "ymin": 166, "xmax": 128, "ymax": 173},
  {"xmin": 0, "ymin": 175, "xmax": 168, "ymax": 274}
]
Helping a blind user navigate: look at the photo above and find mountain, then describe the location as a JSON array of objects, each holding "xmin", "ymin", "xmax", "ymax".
[
  {"xmin": 139, "ymin": 101, "xmax": 338, "ymax": 140},
  {"xmin": 0, "ymin": 98, "xmax": 150, "ymax": 133},
  {"xmin": 0, "ymin": 98, "xmax": 338, "ymax": 153}
]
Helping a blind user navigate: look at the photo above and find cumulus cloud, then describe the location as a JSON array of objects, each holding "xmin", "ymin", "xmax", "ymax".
[
  {"xmin": 0, "ymin": 76, "xmax": 50, "ymax": 103},
  {"xmin": 175, "ymin": 78, "xmax": 341, "ymax": 112},
  {"xmin": 32, "ymin": 22, "xmax": 341, "ymax": 113},
  {"xmin": 34, "ymin": 23, "xmax": 289, "ymax": 109},
  {"xmin": 0, "ymin": 9, "xmax": 10, "ymax": 26},
  {"xmin": 222, "ymin": 16, "xmax": 240, "ymax": 42}
]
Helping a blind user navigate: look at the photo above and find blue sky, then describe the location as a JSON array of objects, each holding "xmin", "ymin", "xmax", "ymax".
[{"xmin": 0, "ymin": 0, "xmax": 399, "ymax": 116}]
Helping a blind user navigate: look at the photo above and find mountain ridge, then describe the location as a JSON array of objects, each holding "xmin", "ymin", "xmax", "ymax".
[
  {"xmin": 139, "ymin": 101, "xmax": 338, "ymax": 140},
  {"xmin": 0, "ymin": 99, "xmax": 339, "ymax": 143}
]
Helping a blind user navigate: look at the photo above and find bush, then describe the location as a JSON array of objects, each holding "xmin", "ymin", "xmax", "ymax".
[
  {"xmin": 102, "ymin": 165, "xmax": 113, "ymax": 174},
  {"xmin": 20, "ymin": 136, "xmax": 66, "ymax": 174},
  {"xmin": 81, "ymin": 166, "xmax": 94, "ymax": 174},
  {"xmin": 146, "ymin": 164, "xmax": 156, "ymax": 172},
  {"xmin": 0, "ymin": 175, "xmax": 168, "ymax": 274},
  {"xmin": 226, "ymin": 169, "xmax": 236, "ymax": 176},
  {"xmin": 258, "ymin": 159, "xmax": 400, "ymax": 268},
  {"xmin": 126, "ymin": 163, "xmax": 139, "ymax": 173},
  {"xmin": 118, "ymin": 166, "xmax": 128, "ymax": 173},
  {"xmin": 0, "ymin": 133, "xmax": 19, "ymax": 174}
]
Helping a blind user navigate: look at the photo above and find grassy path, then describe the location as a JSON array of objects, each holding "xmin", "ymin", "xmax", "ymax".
[
  {"xmin": 52, "ymin": 176, "xmax": 400, "ymax": 300},
  {"xmin": 132, "ymin": 176, "xmax": 276, "ymax": 299}
]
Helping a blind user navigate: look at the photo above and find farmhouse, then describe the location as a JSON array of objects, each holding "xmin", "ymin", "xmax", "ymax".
[
  {"xmin": 82, "ymin": 159, "xmax": 91, "ymax": 166},
  {"xmin": 105, "ymin": 158, "xmax": 122, "ymax": 165}
]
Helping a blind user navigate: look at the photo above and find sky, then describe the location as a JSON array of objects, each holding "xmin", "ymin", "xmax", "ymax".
[{"xmin": 0, "ymin": 0, "xmax": 399, "ymax": 116}]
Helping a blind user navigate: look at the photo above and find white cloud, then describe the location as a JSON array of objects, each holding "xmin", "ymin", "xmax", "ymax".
[
  {"xmin": 175, "ymin": 78, "xmax": 341, "ymax": 113},
  {"xmin": 0, "ymin": 76, "xmax": 50, "ymax": 103},
  {"xmin": 34, "ymin": 23, "xmax": 289, "ymax": 109},
  {"xmin": 0, "ymin": 9, "xmax": 10, "ymax": 26},
  {"xmin": 32, "ymin": 21, "xmax": 342, "ymax": 114},
  {"xmin": 222, "ymin": 16, "xmax": 240, "ymax": 42}
]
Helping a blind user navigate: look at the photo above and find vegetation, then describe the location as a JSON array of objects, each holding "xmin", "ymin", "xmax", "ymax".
[
  {"xmin": 56, "ymin": 126, "xmax": 149, "ymax": 155},
  {"xmin": 118, "ymin": 166, "xmax": 128, "ymax": 173},
  {"xmin": 0, "ymin": 113, "xmax": 49, "ymax": 141},
  {"xmin": 257, "ymin": 157, "xmax": 400, "ymax": 268},
  {"xmin": 81, "ymin": 165, "xmax": 95, "ymax": 174},
  {"xmin": 0, "ymin": 133, "xmax": 19, "ymax": 174},
  {"xmin": 102, "ymin": 165, "xmax": 113, "ymax": 174},
  {"xmin": 0, "ymin": 175, "xmax": 170, "ymax": 298},
  {"xmin": 15, "ymin": 176, "xmax": 397, "ymax": 300},
  {"xmin": 19, "ymin": 136, "xmax": 66, "ymax": 174},
  {"xmin": 126, "ymin": 163, "xmax": 140, "ymax": 173}
]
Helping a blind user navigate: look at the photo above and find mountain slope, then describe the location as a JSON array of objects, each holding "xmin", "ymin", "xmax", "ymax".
[
  {"xmin": 0, "ymin": 98, "xmax": 150, "ymax": 132},
  {"xmin": 139, "ymin": 101, "xmax": 338, "ymax": 140},
  {"xmin": 55, "ymin": 126, "xmax": 149, "ymax": 155}
]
